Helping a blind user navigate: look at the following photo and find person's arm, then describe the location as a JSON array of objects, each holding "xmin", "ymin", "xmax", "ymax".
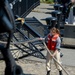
[
  {"xmin": 52, "ymin": 37, "xmax": 61, "ymax": 57},
  {"xmin": 56, "ymin": 37, "xmax": 61, "ymax": 51},
  {"xmin": 44, "ymin": 33, "xmax": 51, "ymax": 45},
  {"xmin": 52, "ymin": 50, "xmax": 58, "ymax": 57}
]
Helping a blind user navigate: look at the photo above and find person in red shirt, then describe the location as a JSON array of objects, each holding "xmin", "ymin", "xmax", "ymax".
[{"xmin": 46, "ymin": 27, "xmax": 62, "ymax": 75}]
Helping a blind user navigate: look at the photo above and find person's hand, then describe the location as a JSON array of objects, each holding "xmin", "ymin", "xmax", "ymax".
[
  {"xmin": 51, "ymin": 54, "xmax": 54, "ymax": 58},
  {"xmin": 39, "ymin": 37, "xmax": 45, "ymax": 40}
]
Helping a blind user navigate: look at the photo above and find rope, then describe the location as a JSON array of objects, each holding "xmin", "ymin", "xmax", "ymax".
[
  {"xmin": 0, "ymin": 37, "xmax": 70, "ymax": 75},
  {"xmin": 0, "ymin": 38, "xmax": 41, "ymax": 44},
  {"xmin": 42, "ymin": 40, "xmax": 70, "ymax": 75}
]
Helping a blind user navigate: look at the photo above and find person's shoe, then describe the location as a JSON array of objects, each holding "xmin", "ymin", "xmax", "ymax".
[
  {"xmin": 46, "ymin": 71, "xmax": 50, "ymax": 75},
  {"xmin": 59, "ymin": 70, "xmax": 63, "ymax": 75}
]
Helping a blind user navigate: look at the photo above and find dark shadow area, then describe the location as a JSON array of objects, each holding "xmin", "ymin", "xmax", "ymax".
[
  {"xmin": 39, "ymin": 7, "xmax": 54, "ymax": 10},
  {"xmin": 47, "ymin": 8, "xmax": 54, "ymax": 10},
  {"xmin": 40, "ymin": 18, "xmax": 46, "ymax": 21},
  {"xmin": 45, "ymin": 12, "xmax": 52, "ymax": 14},
  {"xmin": 61, "ymin": 45, "xmax": 75, "ymax": 50}
]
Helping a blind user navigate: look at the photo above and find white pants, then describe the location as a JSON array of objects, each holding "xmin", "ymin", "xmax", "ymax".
[{"xmin": 46, "ymin": 50, "xmax": 62, "ymax": 71}]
